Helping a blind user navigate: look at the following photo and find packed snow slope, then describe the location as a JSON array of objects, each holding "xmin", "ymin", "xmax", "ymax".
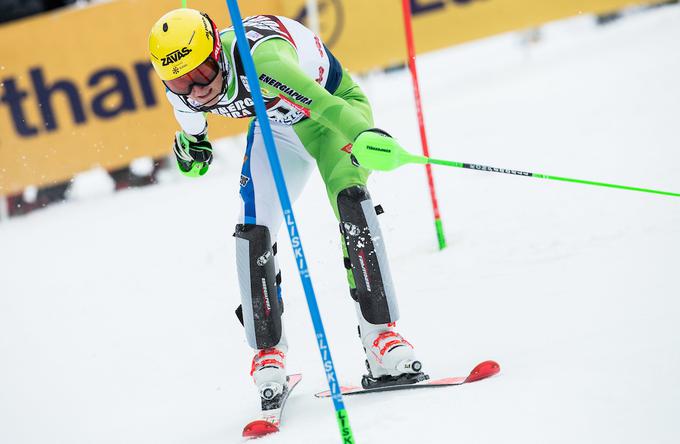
[{"xmin": 2, "ymin": 6, "xmax": 680, "ymax": 444}]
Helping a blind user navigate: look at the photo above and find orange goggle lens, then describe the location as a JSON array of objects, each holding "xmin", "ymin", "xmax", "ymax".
[{"xmin": 164, "ymin": 56, "xmax": 220, "ymax": 95}]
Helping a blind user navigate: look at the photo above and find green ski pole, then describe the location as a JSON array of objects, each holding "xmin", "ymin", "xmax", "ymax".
[{"xmin": 351, "ymin": 137, "xmax": 680, "ymax": 198}]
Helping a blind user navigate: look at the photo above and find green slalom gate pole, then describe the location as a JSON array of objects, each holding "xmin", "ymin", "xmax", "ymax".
[
  {"xmin": 350, "ymin": 136, "xmax": 680, "ymax": 198},
  {"xmin": 224, "ymin": 1, "xmax": 355, "ymax": 443}
]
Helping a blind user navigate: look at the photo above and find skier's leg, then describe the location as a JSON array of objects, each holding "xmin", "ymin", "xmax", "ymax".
[
  {"xmin": 337, "ymin": 185, "xmax": 420, "ymax": 378},
  {"xmin": 296, "ymin": 85, "xmax": 421, "ymax": 378},
  {"xmin": 236, "ymin": 121, "xmax": 314, "ymax": 397},
  {"xmin": 337, "ymin": 185, "xmax": 399, "ymax": 324},
  {"xmin": 234, "ymin": 223, "xmax": 282, "ymax": 349}
]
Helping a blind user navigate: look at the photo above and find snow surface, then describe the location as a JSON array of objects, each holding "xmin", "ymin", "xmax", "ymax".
[{"xmin": 2, "ymin": 6, "xmax": 680, "ymax": 444}]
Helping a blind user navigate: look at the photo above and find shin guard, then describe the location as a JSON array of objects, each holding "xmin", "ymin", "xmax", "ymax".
[
  {"xmin": 235, "ymin": 224, "xmax": 282, "ymax": 349},
  {"xmin": 338, "ymin": 186, "xmax": 399, "ymax": 325}
]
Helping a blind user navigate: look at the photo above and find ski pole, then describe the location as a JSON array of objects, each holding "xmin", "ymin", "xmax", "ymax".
[
  {"xmin": 223, "ymin": 2, "xmax": 356, "ymax": 443},
  {"xmin": 351, "ymin": 138, "xmax": 680, "ymax": 198},
  {"xmin": 401, "ymin": 0, "xmax": 447, "ymax": 250}
]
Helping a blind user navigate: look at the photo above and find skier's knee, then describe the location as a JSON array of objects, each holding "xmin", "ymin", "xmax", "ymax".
[
  {"xmin": 337, "ymin": 186, "xmax": 399, "ymax": 325},
  {"xmin": 234, "ymin": 224, "xmax": 283, "ymax": 348}
]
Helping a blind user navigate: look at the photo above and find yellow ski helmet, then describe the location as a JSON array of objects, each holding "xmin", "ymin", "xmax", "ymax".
[{"xmin": 149, "ymin": 8, "xmax": 222, "ymax": 81}]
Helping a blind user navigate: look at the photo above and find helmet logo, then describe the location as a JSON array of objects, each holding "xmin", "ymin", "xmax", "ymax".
[{"xmin": 161, "ymin": 47, "xmax": 192, "ymax": 66}]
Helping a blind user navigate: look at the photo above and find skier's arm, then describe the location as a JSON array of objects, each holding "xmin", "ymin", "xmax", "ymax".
[
  {"xmin": 253, "ymin": 38, "xmax": 372, "ymax": 141},
  {"xmin": 166, "ymin": 92, "xmax": 212, "ymax": 177},
  {"xmin": 167, "ymin": 91, "xmax": 209, "ymax": 136}
]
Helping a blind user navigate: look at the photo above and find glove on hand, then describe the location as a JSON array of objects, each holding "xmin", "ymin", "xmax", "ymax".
[
  {"xmin": 351, "ymin": 128, "xmax": 407, "ymax": 170},
  {"xmin": 173, "ymin": 131, "xmax": 213, "ymax": 177},
  {"xmin": 349, "ymin": 128, "xmax": 392, "ymax": 167}
]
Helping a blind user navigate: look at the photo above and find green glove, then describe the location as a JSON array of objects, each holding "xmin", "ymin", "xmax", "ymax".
[
  {"xmin": 173, "ymin": 131, "xmax": 213, "ymax": 178},
  {"xmin": 351, "ymin": 129, "xmax": 426, "ymax": 171}
]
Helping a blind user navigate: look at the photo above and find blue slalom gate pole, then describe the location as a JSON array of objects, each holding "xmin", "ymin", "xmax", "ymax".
[{"xmin": 223, "ymin": 2, "xmax": 355, "ymax": 442}]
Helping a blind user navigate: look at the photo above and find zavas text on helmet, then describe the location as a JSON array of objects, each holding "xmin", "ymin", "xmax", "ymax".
[{"xmin": 161, "ymin": 47, "xmax": 192, "ymax": 67}]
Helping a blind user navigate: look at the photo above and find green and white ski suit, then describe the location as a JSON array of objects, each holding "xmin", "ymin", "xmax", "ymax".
[{"xmin": 166, "ymin": 15, "xmax": 401, "ymax": 352}]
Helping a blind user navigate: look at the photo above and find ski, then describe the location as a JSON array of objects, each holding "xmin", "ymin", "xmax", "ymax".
[
  {"xmin": 242, "ymin": 373, "xmax": 303, "ymax": 439},
  {"xmin": 314, "ymin": 360, "xmax": 499, "ymax": 398}
]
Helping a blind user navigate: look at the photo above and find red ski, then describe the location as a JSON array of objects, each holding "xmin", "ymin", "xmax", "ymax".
[
  {"xmin": 242, "ymin": 373, "xmax": 302, "ymax": 439},
  {"xmin": 314, "ymin": 360, "xmax": 500, "ymax": 398}
]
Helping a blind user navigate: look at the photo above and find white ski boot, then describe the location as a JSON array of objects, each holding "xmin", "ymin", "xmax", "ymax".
[
  {"xmin": 357, "ymin": 306, "xmax": 427, "ymax": 388},
  {"xmin": 251, "ymin": 343, "xmax": 287, "ymax": 401},
  {"xmin": 362, "ymin": 327, "xmax": 422, "ymax": 376}
]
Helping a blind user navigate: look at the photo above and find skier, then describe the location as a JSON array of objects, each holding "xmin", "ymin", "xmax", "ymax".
[{"xmin": 148, "ymin": 9, "xmax": 424, "ymax": 399}]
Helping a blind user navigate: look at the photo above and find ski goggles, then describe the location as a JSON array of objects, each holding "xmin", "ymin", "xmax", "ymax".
[{"xmin": 163, "ymin": 56, "xmax": 221, "ymax": 96}]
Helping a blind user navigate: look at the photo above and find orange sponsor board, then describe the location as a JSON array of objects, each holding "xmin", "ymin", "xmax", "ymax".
[{"xmin": 0, "ymin": 0, "xmax": 662, "ymax": 194}]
